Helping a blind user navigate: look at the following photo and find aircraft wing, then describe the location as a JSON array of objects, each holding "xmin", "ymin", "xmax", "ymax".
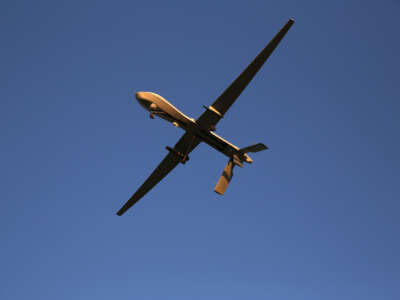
[
  {"xmin": 196, "ymin": 18, "xmax": 294, "ymax": 130},
  {"xmin": 116, "ymin": 132, "xmax": 201, "ymax": 216}
]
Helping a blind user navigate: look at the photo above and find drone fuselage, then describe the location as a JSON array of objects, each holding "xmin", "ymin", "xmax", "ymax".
[{"xmin": 136, "ymin": 91, "xmax": 252, "ymax": 163}]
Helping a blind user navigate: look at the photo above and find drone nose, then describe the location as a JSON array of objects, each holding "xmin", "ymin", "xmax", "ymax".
[
  {"xmin": 135, "ymin": 92, "xmax": 145, "ymax": 100},
  {"xmin": 135, "ymin": 92, "xmax": 148, "ymax": 106},
  {"xmin": 135, "ymin": 92, "xmax": 152, "ymax": 108}
]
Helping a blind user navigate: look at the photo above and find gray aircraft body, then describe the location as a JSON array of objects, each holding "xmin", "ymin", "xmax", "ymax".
[{"xmin": 117, "ymin": 19, "xmax": 294, "ymax": 216}]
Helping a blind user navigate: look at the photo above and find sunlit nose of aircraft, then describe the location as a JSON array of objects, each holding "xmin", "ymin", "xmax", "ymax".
[
  {"xmin": 135, "ymin": 91, "xmax": 144, "ymax": 100},
  {"xmin": 135, "ymin": 92, "xmax": 151, "ymax": 108}
]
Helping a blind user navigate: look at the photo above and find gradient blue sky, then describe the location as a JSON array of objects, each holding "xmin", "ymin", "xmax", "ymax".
[{"xmin": 1, "ymin": 0, "xmax": 399, "ymax": 299}]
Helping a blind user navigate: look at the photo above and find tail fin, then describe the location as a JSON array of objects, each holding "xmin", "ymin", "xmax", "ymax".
[
  {"xmin": 214, "ymin": 160, "xmax": 234, "ymax": 195},
  {"xmin": 239, "ymin": 143, "xmax": 268, "ymax": 164},
  {"xmin": 240, "ymin": 143, "xmax": 268, "ymax": 153},
  {"xmin": 214, "ymin": 143, "xmax": 267, "ymax": 195}
]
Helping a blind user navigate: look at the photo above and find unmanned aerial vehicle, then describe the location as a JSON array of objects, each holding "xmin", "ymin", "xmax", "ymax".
[{"xmin": 117, "ymin": 19, "xmax": 294, "ymax": 215}]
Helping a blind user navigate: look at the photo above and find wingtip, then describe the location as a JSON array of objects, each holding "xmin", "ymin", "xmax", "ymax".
[{"xmin": 286, "ymin": 18, "xmax": 294, "ymax": 27}]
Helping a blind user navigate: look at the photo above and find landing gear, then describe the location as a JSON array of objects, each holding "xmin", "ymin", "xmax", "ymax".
[{"xmin": 166, "ymin": 146, "xmax": 189, "ymax": 164}]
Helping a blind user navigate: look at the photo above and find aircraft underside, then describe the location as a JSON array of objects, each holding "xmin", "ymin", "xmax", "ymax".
[{"xmin": 116, "ymin": 18, "xmax": 294, "ymax": 215}]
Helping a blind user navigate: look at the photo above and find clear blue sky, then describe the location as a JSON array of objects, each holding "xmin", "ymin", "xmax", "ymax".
[{"xmin": 1, "ymin": 0, "xmax": 399, "ymax": 299}]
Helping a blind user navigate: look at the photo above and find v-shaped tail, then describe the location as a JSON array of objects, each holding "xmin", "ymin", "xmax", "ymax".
[
  {"xmin": 214, "ymin": 142, "xmax": 268, "ymax": 195},
  {"xmin": 214, "ymin": 159, "xmax": 235, "ymax": 195}
]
